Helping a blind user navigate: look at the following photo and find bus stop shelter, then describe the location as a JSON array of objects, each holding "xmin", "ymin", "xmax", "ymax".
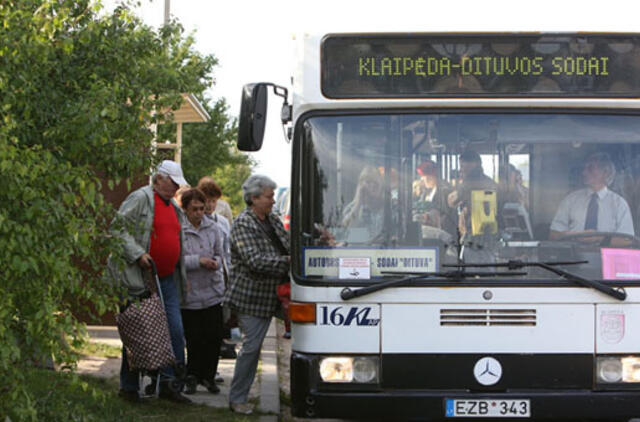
[{"xmin": 156, "ymin": 93, "xmax": 210, "ymax": 163}]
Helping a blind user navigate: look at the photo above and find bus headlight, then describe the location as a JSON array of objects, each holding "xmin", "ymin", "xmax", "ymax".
[
  {"xmin": 319, "ymin": 356, "xmax": 379, "ymax": 383},
  {"xmin": 621, "ymin": 357, "xmax": 640, "ymax": 382},
  {"xmin": 597, "ymin": 356, "xmax": 640, "ymax": 383},
  {"xmin": 353, "ymin": 357, "xmax": 379, "ymax": 383},
  {"xmin": 597, "ymin": 358, "xmax": 622, "ymax": 383},
  {"xmin": 319, "ymin": 357, "xmax": 353, "ymax": 382}
]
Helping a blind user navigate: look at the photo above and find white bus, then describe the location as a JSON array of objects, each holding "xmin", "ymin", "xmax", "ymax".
[{"xmin": 238, "ymin": 33, "xmax": 640, "ymax": 421}]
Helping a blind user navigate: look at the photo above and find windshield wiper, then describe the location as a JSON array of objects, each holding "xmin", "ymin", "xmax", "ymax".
[
  {"xmin": 340, "ymin": 270, "xmax": 526, "ymax": 301},
  {"xmin": 443, "ymin": 260, "xmax": 626, "ymax": 301}
]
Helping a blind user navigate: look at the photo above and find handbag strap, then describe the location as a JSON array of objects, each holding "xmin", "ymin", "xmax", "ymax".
[
  {"xmin": 255, "ymin": 216, "xmax": 288, "ymax": 255},
  {"xmin": 143, "ymin": 259, "xmax": 160, "ymax": 295}
]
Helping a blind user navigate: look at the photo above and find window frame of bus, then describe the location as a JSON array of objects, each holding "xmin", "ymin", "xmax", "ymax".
[
  {"xmin": 320, "ymin": 33, "xmax": 640, "ymax": 99},
  {"xmin": 290, "ymin": 107, "xmax": 640, "ymax": 288}
]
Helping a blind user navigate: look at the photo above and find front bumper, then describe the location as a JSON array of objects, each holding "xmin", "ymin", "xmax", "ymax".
[
  {"xmin": 291, "ymin": 352, "xmax": 640, "ymax": 420},
  {"xmin": 292, "ymin": 389, "xmax": 640, "ymax": 420}
]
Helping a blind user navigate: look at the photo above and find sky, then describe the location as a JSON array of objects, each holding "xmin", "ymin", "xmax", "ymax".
[{"xmin": 101, "ymin": 0, "xmax": 640, "ymax": 187}]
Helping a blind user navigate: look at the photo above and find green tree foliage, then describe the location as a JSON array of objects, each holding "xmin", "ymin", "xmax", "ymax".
[
  {"xmin": 178, "ymin": 97, "xmax": 240, "ymax": 185},
  {"xmin": 0, "ymin": 0, "xmax": 215, "ymax": 418},
  {"xmin": 159, "ymin": 97, "xmax": 254, "ymax": 215},
  {"xmin": 212, "ymin": 161, "xmax": 253, "ymax": 215}
]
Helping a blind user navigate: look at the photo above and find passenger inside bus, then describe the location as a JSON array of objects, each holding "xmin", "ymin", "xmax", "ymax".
[
  {"xmin": 412, "ymin": 159, "xmax": 455, "ymax": 234},
  {"xmin": 447, "ymin": 150, "xmax": 497, "ymax": 208},
  {"xmin": 621, "ymin": 156, "xmax": 640, "ymax": 231},
  {"xmin": 549, "ymin": 152, "xmax": 634, "ymax": 239},
  {"xmin": 446, "ymin": 150, "xmax": 497, "ymax": 236},
  {"xmin": 499, "ymin": 164, "xmax": 529, "ymax": 210},
  {"xmin": 341, "ymin": 166, "xmax": 386, "ymax": 243}
]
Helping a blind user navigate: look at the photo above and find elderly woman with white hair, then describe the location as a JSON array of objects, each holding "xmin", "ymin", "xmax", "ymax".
[{"xmin": 225, "ymin": 175, "xmax": 290, "ymax": 415}]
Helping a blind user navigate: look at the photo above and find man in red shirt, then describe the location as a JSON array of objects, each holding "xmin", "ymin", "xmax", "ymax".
[{"xmin": 110, "ymin": 160, "xmax": 191, "ymax": 404}]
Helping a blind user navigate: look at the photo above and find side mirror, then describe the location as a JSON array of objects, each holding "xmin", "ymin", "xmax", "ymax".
[
  {"xmin": 237, "ymin": 82, "xmax": 289, "ymax": 152},
  {"xmin": 237, "ymin": 83, "xmax": 268, "ymax": 151}
]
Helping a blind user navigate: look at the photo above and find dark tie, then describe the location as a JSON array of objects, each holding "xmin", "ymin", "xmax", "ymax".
[{"xmin": 584, "ymin": 193, "xmax": 599, "ymax": 231}]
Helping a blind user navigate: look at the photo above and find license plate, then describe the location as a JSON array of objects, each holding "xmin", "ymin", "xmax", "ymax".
[{"xmin": 445, "ymin": 399, "xmax": 530, "ymax": 418}]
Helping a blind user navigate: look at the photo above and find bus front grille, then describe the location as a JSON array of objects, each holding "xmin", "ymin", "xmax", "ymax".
[{"xmin": 440, "ymin": 308, "xmax": 536, "ymax": 326}]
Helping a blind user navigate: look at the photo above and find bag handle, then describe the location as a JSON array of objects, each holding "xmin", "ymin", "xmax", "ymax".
[{"xmin": 143, "ymin": 259, "xmax": 161, "ymax": 296}]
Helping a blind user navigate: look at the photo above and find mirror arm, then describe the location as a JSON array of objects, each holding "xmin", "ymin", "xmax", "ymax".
[
  {"xmin": 271, "ymin": 84, "xmax": 289, "ymax": 104},
  {"xmin": 266, "ymin": 83, "xmax": 292, "ymax": 124},
  {"xmin": 237, "ymin": 82, "xmax": 291, "ymax": 151}
]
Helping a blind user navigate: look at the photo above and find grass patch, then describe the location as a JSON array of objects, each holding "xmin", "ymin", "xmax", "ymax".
[
  {"xmin": 72, "ymin": 341, "xmax": 122, "ymax": 359},
  {"xmin": 279, "ymin": 389, "xmax": 291, "ymax": 407},
  {"xmin": 20, "ymin": 367, "xmax": 261, "ymax": 422}
]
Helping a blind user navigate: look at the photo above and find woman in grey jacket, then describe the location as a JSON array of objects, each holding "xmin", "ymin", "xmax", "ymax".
[{"xmin": 180, "ymin": 188, "xmax": 225, "ymax": 394}]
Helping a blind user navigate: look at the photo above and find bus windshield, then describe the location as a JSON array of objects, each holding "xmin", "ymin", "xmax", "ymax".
[{"xmin": 296, "ymin": 112, "xmax": 640, "ymax": 282}]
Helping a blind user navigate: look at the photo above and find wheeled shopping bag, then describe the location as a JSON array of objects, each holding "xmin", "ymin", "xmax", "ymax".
[{"xmin": 116, "ymin": 260, "xmax": 177, "ymax": 396}]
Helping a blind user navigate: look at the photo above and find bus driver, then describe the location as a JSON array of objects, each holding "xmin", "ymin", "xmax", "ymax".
[{"xmin": 550, "ymin": 152, "xmax": 634, "ymax": 239}]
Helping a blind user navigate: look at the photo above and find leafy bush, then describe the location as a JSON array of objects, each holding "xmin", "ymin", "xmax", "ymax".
[{"xmin": 0, "ymin": 0, "xmax": 216, "ymax": 418}]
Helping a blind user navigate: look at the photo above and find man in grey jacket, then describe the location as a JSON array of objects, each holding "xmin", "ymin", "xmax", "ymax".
[{"xmin": 107, "ymin": 160, "xmax": 191, "ymax": 404}]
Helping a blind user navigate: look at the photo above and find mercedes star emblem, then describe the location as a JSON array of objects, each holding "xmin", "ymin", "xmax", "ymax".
[{"xmin": 473, "ymin": 357, "xmax": 502, "ymax": 385}]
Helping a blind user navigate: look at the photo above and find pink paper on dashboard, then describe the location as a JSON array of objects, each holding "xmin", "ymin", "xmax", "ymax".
[{"xmin": 601, "ymin": 248, "xmax": 640, "ymax": 280}]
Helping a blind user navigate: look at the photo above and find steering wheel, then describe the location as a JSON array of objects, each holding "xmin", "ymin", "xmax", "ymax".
[{"xmin": 555, "ymin": 231, "xmax": 640, "ymax": 248}]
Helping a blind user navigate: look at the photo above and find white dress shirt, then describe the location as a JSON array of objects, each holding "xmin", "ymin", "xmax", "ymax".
[{"xmin": 550, "ymin": 187, "xmax": 634, "ymax": 236}]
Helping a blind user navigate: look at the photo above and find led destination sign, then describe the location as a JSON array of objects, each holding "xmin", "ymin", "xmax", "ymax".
[
  {"xmin": 321, "ymin": 34, "xmax": 640, "ymax": 98},
  {"xmin": 357, "ymin": 55, "xmax": 609, "ymax": 78}
]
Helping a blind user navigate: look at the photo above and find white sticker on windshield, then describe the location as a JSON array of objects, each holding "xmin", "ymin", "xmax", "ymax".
[{"xmin": 339, "ymin": 257, "xmax": 370, "ymax": 279}]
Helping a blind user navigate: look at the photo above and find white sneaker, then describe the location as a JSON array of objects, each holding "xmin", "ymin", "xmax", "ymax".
[{"xmin": 229, "ymin": 402, "xmax": 253, "ymax": 415}]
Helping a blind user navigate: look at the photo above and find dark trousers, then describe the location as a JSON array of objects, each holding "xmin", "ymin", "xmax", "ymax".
[{"xmin": 181, "ymin": 303, "xmax": 224, "ymax": 382}]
